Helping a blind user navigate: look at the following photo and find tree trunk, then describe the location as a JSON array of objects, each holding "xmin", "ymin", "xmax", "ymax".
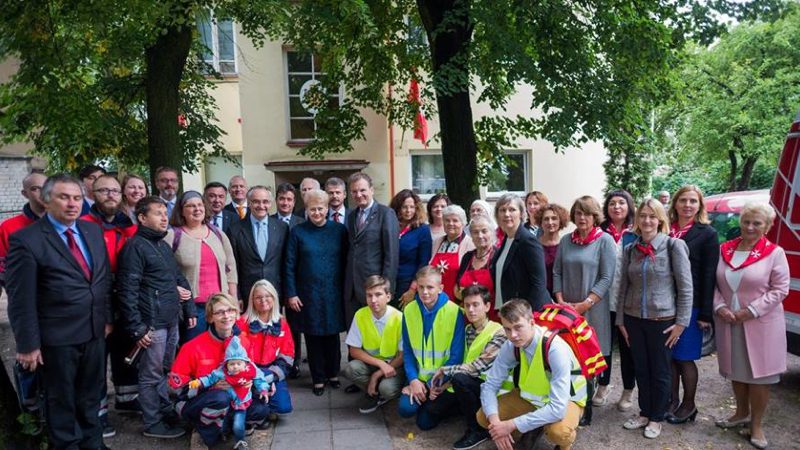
[
  {"xmin": 737, "ymin": 155, "xmax": 758, "ymax": 191},
  {"xmin": 145, "ymin": 18, "xmax": 193, "ymax": 188},
  {"xmin": 727, "ymin": 148, "xmax": 738, "ymax": 192},
  {"xmin": 418, "ymin": 0, "xmax": 479, "ymax": 208}
]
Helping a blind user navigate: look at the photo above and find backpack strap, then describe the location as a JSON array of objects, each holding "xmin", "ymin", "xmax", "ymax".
[
  {"xmin": 513, "ymin": 346, "xmax": 521, "ymax": 387},
  {"xmin": 171, "ymin": 227, "xmax": 182, "ymax": 253}
]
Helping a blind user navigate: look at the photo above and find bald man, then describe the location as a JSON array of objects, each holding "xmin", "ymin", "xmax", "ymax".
[{"xmin": 0, "ymin": 172, "xmax": 47, "ymax": 287}]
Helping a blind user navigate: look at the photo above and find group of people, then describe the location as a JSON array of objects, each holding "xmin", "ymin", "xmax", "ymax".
[{"xmin": 0, "ymin": 165, "xmax": 791, "ymax": 450}]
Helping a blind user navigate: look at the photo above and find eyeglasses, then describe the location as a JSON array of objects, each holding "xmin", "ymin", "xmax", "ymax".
[
  {"xmin": 94, "ymin": 188, "xmax": 122, "ymax": 196},
  {"xmin": 212, "ymin": 307, "xmax": 238, "ymax": 317}
]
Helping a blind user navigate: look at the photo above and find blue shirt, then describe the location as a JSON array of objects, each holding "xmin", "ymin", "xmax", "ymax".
[
  {"xmin": 46, "ymin": 213, "xmax": 93, "ymax": 269},
  {"xmin": 250, "ymin": 214, "xmax": 270, "ymax": 240},
  {"xmin": 401, "ymin": 292, "xmax": 465, "ymax": 383}
]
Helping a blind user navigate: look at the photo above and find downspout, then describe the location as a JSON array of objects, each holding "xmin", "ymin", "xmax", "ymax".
[{"xmin": 388, "ymin": 84, "xmax": 396, "ymax": 197}]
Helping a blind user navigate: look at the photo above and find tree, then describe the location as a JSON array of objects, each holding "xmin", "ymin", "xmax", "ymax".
[{"xmin": 667, "ymin": 7, "xmax": 800, "ymax": 192}]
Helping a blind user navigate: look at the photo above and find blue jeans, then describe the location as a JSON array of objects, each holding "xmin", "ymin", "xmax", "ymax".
[
  {"xmin": 138, "ymin": 324, "xmax": 178, "ymax": 428},
  {"xmin": 255, "ymin": 365, "xmax": 293, "ymax": 415},
  {"xmin": 232, "ymin": 410, "xmax": 246, "ymax": 441}
]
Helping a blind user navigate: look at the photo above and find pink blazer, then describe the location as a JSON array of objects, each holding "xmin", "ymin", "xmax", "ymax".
[{"xmin": 713, "ymin": 246, "xmax": 789, "ymax": 379}]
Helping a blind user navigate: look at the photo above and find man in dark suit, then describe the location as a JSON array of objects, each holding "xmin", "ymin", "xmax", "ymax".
[
  {"xmin": 272, "ymin": 182, "xmax": 305, "ymax": 228},
  {"xmin": 325, "ymin": 176, "xmax": 350, "ymax": 225},
  {"xmin": 228, "ymin": 186, "xmax": 289, "ymax": 308},
  {"xmin": 224, "ymin": 175, "xmax": 248, "ymax": 219},
  {"xmin": 154, "ymin": 167, "xmax": 180, "ymax": 218},
  {"xmin": 204, "ymin": 181, "xmax": 239, "ymax": 233},
  {"xmin": 7, "ymin": 174, "xmax": 113, "ymax": 450},
  {"xmin": 344, "ymin": 172, "xmax": 400, "ymax": 324}
]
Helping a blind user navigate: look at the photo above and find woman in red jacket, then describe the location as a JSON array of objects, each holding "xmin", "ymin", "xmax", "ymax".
[{"xmin": 237, "ymin": 280, "xmax": 295, "ymax": 414}]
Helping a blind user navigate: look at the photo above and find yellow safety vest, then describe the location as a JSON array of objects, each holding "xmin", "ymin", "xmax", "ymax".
[
  {"xmin": 354, "ymin": 306, "xmax": 402, "ymax": 360},
  {"xmin": 518, "ymin": 329, "xmax": 587, "ymax": 408},
  {"xmin": 464, "ymin": 321, "xmax": 515, "ymax": 393},
  {"xmin": 404, "ymin": 300, "xmax": 461, "ymax": 382}
]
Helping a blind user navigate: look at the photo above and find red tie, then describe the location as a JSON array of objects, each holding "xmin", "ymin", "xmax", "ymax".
[
  {"xmin": 65, "ymin": 229, "xmax": 92, "ymax": 280},
  {"xmin": 333, "ymin": 211, "xmax": 340, "ymax": 223}
]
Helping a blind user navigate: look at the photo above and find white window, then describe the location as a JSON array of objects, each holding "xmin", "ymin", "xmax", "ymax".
[
  {"xmin": 285, "ymin": 51, "xmax": 342, "ymax": 141},
  {"xmin": 410, "ymin": 150, "xmax": 530, "ymax": 198},
  {"xmin": 198, "ymin": 11, "xmax": 237, "ymax": 75}
]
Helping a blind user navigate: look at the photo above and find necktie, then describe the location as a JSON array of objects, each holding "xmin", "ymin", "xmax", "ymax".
[
  {"xmin": 215, "ymin": 215, "xmax": 221, "ymax": 228},
  {"xmin": 256, "ymin": 222, "xmax": 268, "ymax": 260},
  {"xmin": 358, "ymin": 208, "xmax": 367, "ymax": 231},
  {"xmin": 65, "ymin": 229, "xmax": 91, "ymax": 280},
  {"xmin": 333, "ymin": 211, "xmax": 340, "ymax": 223},
  {"xmin": 236, "ymin": 204, "xmax": 245, "ymax": 219}
]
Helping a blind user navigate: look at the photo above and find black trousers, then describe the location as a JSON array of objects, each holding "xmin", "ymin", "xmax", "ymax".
[
  {"xmin": 107, "ymin": 324, "xmax": 139, "ymax": 403},
  {"xmin": 305, "ymin": 334, "xmax": 341, "ymax": 384},
  {"xmin": 42, "ymin": 337, "xmax": 105, "ymax": 450},
  {"xmin": 451, "ymin": 373, "xmax": 484, "ymax": 432},
  {"xmin": 625, "ymin": 314, "xmax": 673, "ymax": 422},
  {"xmin": 599, "ymin": 311, "xmax": 636, "ymax": 390}
]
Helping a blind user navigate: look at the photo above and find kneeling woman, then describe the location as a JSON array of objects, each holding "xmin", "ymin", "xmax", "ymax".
[
  {"xmin": 237, "ymin": 280, "xmax": 295, "ymax": 415},
  {"xmin": 169, "ymin": 293, "xmax": 269, "ymax": 446}
]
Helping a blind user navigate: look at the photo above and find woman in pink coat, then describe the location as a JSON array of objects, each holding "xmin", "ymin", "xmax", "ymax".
[{"xmin": 713, "ymin": 202, "xmax": 789, "ymax": 450}]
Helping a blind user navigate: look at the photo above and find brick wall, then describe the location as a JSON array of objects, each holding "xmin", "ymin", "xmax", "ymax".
[{"xmin": 0, "ymin": 156, "xmax": 36, "ymax": 221}]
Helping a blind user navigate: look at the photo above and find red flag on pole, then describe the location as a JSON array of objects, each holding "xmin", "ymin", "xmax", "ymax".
[{"xmin": 409, "ymin": 78, "xmax": 428, "ymax": 147}]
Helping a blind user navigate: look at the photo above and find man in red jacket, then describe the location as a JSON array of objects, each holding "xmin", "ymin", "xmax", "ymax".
[
  {"xmin": 80, "ymin": 174, "xmax": 138, "ymax": 437},
  {"xmin": 0, "ymin": 172, "xmax": 47, "ymax": 287}
]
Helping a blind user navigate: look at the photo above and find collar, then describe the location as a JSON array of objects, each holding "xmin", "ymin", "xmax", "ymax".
[
  {"xmin": 250, "ymin": 214, "xmax": 269, "ymax": 227},
  {"xmin": 160, "ymin": 196, "xmax": 175, "ymax": 205},
  {"xmin": 46, "ymin": 213, "xmax": 78, "ymax": 235},
  {"xmin": 360, "ymin": 200, "xmax": 375, "ymax": 213},
  {"xmin": 89, "ymin": 203, "xmax": 134, "ymax": 229},
  {"xmin": 522, "ymin": 327, "xmax": 544, "ymax": 359},
  {"xmin": 137, "ymin": 225, "xmax": 168, "ymax": 241},
  {"xmin": 23, "ymin": 203, "xmax": 42, "ymax": 221},
  {"xmin": 330, "ymin": 205, "xmax": 346, "ymax": 215}
]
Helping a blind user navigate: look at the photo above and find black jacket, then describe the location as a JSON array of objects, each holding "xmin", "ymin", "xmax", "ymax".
[
  {"xmin": 6, "ymin": 217, "xmax": 112, "ymax": 352},
  {"xmin": 228, "ymin": 214, "xmax": 289, "ymax": 306},
  {"xmin": 490, "ymin": 223, "xmax": 550, "ymax": 312},
  {"xmin": 116, "ymin": 225, "xmax": 193, "ymax": 340},
  {"xmin": 681, "ymin": 223, "xmax": 719, "ymax": 323}
]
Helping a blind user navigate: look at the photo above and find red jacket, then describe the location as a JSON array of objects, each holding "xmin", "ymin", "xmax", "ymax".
[
  {"xmin": 80, "ymin": 209, "xmax": 137, "ymax": 273},
  {"xmin": 0, "ymin": 204, "xmax": 39, "ymax": 284},
  {"xmin": 169, "ymin": 330, "xmax": 251, "ymax": 388},
  {"xmin": 236, "ymin": 316, "xmax": 295, "ymax": 378}
]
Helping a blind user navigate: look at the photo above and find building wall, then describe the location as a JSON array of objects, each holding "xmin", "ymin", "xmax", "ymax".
[{"xmin": 0, "ymin": 157, "xmax": 38, "ymax": 220}]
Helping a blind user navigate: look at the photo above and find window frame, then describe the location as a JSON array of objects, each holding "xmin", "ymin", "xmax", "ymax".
[
  {"xmin": 199, "ymin": 11, "xmax": 238, "ymax": 76},
  {"xmin": 283, "ymin": 50, "xmax": 345, "ymax": 144}
]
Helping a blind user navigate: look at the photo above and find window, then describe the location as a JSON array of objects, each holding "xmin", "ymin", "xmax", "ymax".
[
  {"xmin": 486, "ymin": 151, "xmax": 529, "ymax": 195},
  {"xmin": 198, "ymin": 11, "xmax": 237, "ymax": 74},
  {"xmin": 205, "ymin": 155, "xmax": 242, "ymax": 186},
  {"xmin": 411, "ymin": 154, "xmax": 447, "ymax": 195},
  {"xmin": 286, "ymin": 52, "xmax": 341, "ymax": 141}
]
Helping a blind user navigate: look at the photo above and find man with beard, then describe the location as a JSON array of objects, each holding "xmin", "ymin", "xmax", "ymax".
[
  {"xmin": 155, "ymin": 167, "xmax": 180, "ymax": 217},
  {"xmin": 204, "ymin": 181, "xmax": 239, "ymax": 233},
  {"xmin": 116, "ymin": 196, "xmax": 194, "ymax": 439},
  {"xmin": 80, "ymin": 174, "xmax": 139, "ymax": 436},
  {"xmin": 325, "ymin": 177, "xmax": 349, "ymax": 225},
  {"xmin": 0, "ymin": 172, "xmax": 47, "ymax": 287},
  {"xmin": 79, "ymin": 164, "xmax": 107, "ymax": 216}
]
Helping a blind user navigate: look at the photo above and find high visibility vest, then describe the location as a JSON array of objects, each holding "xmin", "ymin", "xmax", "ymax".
[
  {"xmin": 464, "ymin": 321, "xmax": 515, "ymax": 393},
  {"xmin": 354, "ymin": 306, "xmax": 402, "ymax": 360},
  {"xmin": 404, "ymin": 300, "xmax": 461, "ymax": 382},
  {"xmin": 518, "ymin": 330, "xmax": 588, "ymax": 408}
]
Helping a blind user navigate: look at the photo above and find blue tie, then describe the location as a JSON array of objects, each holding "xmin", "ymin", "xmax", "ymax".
[{"xmin": 256, "ymin": 221, "xmax": 268, "ymax": 260}]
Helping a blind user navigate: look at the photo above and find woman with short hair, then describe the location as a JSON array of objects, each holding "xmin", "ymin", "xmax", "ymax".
[
  {"xmin": 535, "ymin": 202, "xmax": 569, "ymax": 299},
  {"xmin": 455, "ymin": 215, "xmax": 497, "ymax": 317},
  {"xmin": 429, "ymin": 205, "xmax": 474, "ymax": 303},
  {"xmin": 713, "ymin": 202, "xmax": 789, "ymax": 450}
]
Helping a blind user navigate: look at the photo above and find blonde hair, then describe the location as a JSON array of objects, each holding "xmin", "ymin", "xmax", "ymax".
[
  {"xmin": 633, "ymin": 198, "xmax": 670, "ymax": 235},
  {"xmin": 668, "ymin": 185, "xmax": 710, "ymax": 225},
  {"xmin": 740, "ymin": 202, "xmax": 776, "ymax": 234},
  {"xmin": 243, "ymin": 280, "xmax": 282, "ymax": 324},
  {"xmin": 303, "ymin": 189, "xmax": 329, "ymax": 208},
  {"xmin": 205, "ymin": 293, "xmax": 240, "ymax": 323}
]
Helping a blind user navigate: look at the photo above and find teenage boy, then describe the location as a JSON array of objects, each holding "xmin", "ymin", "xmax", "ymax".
[
  {"xmin": 398, "ymin": 265, "xmax": 465, "ymax": 430},
  {"xmin": 478, "ymin": 299, "xmax": 587, "ymax": 450},
  {"xmin": 343, "ymin": 275, "xmax": 405, "ymax": 414},
  {"xmin": 430, "ymin": 284, "xmax": 509, "ymax": 449}
]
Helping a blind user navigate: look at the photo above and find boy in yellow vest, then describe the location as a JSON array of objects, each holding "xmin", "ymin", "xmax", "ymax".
[
  {"xmin": 430, "ymin": 284, "xmax": 509, "ymax": 450},
  {"xmin": 342, "ymin": 275, "xmax": 405, "ymax": 414},
  {"xmin": 477, "ymin": 299, "xmax": 587, "ymax": 450},
  {"xmin": 398, "ymin": 265, "xmax": 465, "ymax": 430}
]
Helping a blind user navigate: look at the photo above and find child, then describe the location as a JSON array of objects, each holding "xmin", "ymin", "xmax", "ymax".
[
  {"xmin": 343, "ymin": 275, "xmax": 406, "ymax": 414},
  {"xmin": 189, "ymin": 336, "xmax": 274, "ymax": 449}
]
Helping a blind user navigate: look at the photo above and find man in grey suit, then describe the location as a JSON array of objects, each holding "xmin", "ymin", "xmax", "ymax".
[
  {"xmin": 344, "ymin": 172, "xmax": 399, "ymax": 324},
  {"xmin": 227, "ymin": 186, "xmax": 289, "ymax": 309}
]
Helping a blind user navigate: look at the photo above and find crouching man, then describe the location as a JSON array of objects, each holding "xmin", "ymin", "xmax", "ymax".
[{"xmin": 477, "ymin": 299, "xmax": 587, "ymax": 450}]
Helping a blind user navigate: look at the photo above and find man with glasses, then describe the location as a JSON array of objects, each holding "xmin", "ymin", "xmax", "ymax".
[
  {"xmin": 80, "ymin": 174, "xmax": 139, "ymax": 437},
  {"xmin": 155, "ymin": 167, "xmax": 180, "ymax": 217},
  {"xmin": 0, "ymin": 172, "xmax": 47, "ymax": 288},
  {"xmin": 116, "ymin": 196, "xmax": 195, "ymax": 439}
]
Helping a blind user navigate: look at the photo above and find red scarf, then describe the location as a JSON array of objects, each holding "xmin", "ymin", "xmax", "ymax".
[
  {"xmin": 669, "ymin": 221, "xmax": 694, "ymax": 240},
  {"xmin": 720, "ymin": 236, "xmax": 777, "ymax": 271},
  {"xmin": 399, "ymin": 225, "xmax": 411, "ymax": 239},
  {"xmin": 605, "ymin": 222, "xmax": 629, "ymax": 243},
  {"xmin": 635, "ymin": 242, "xmax": 656, "ymax": 262},
  {"xmin": 571, "ymin": 226, "xmax": 604, "ymax": 246}
]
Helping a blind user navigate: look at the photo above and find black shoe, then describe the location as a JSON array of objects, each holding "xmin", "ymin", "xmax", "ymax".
[
  {"xmin": 453, "ymin": 430, "xmax": 490, "ymax": 450},
  {"xmin": 142, "ymin": 422, "xmax": 186, "ymax": 439},
  {"xmin": 344, "ymin": 384, "xmax": 361, "ymax": 394},
  {"xmin": 102, "ymin": 424, "xmax": 116, "ymax": 438},
  {"xmin": 666, "ymin": 408, "xmax": 698, "ymax": 424},
  {"xmin": 288, "ymin": 366, "xmax": 300, "ymax": 379},
  {"xmin": 358, "ymin": 396, "xmax": 389, "ymax": 414},
  {"xmin": 579, "ymin": 415, "xmax": 591, "ymax": 427},
  {"xmin": 115, "ymin": 399, "xmax": 142, "ymax": 414},
  {"xmin": 312, "ymin": 386, "xmax": 325, "ymax": 396},
  {"xmin": 328, "ymin": 379, "xmax": 341, "ymax": 389}
]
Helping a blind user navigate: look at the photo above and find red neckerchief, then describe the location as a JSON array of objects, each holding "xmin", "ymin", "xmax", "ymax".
[
  {"xmin": 720, "ymin": 236, "xmax": 777, "ymax": 271},
  {"xmin": 399, "ymin": 225, "xmax": 411, "ymax": 239},
  {"xmin": 571, "ymin": 226, "xmax": 604, "ymax": 246},
  {"xmin": 636, "ymin": 242, "xmax": 656, "ymax": 262},
  {"xmin": 605, "ymin": 222, "xmax": 629, "ymax": 243},
  {"xmin": 669, "ymin": 221, "xmax": 694, "ymax": 240}
]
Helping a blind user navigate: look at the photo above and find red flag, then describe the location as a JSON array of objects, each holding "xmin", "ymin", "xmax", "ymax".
[
  {"xmin": 177, "ymin": 114, "xmax": 188, "ymax": 128},
  {"xmin": 409, "ymin": 79, "xmax": 428, "ymax": 147}
]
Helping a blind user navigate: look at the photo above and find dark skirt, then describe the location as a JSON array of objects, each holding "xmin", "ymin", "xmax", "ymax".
[{"xmin": 672, "ymin": 307, "xmax": 702, "ymax": 361}]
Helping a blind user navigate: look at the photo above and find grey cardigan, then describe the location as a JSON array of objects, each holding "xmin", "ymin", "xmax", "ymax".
[{"xmin": 615, "ymin": 233, "xmax": 693, "ymax": 327}]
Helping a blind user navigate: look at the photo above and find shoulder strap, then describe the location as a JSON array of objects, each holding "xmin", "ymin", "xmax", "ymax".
[
  {"xmin": 209, "ymin": 224, "xmax": 223, "ymax": 242},
  {"xmin": 513, "ymin": 346, "xmax": 521, "ymax": 387},
  {"xmin": 171, "ymin": 227, "xmax": 182, "ymax": 253},
  {"xmin": 541, "ymin": 330, "xmax": 556, "ymax": 373}
]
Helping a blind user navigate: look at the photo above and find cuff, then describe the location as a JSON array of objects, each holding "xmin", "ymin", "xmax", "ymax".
[
  {"xmin": 714, "ymin": 304, "xmax": 727, "ymax": 312},
  {"xmin": 747, "ymin": 305, "xmax": 759, "ymax": 318},
  {"xmin": 512, "ymin": 417, "xmax": 530, "ymax": 434}
]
